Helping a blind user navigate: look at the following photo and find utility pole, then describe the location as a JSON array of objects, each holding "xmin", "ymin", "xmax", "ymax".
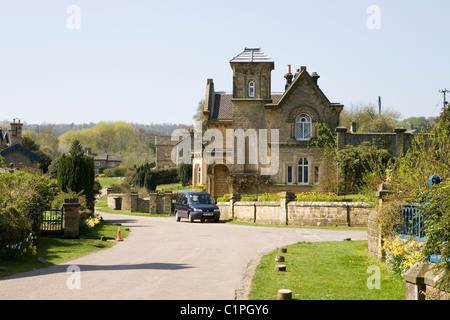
[
  {"xmin": 439, "ymin": 89, "xmax": 449, "ymax": 114},
  {"xmin": 378, "ymin": 96, "xmax": 382, "ymax": 115}
]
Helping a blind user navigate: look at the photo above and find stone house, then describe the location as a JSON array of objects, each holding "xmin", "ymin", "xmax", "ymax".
[
  {"xmin": 85, "ymin": 148, "xmax": 122, "ymax": 176},
  {"xmin": 0, "ymin": 119, "xmax": 42, "ymax": 170},
  {"xmin": 154, "ymin": 136, "xmax": 177, "ymax": 169},
  {"xmin": 194, "ymin": 48, "xmax": 345, "ymax": 198}
]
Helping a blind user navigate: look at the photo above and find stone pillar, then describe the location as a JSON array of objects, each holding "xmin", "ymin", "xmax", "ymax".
[
  {"xmin": 163, "ymin": 191, "xmax": 173, "ymax": 214},
  {"xmin": 130, "ymin": 190, "xmax": 138, "ymax": 212},
  {"xmin": 230, "ymin": 193, "xmax": 241, "ymax": 218},
  {"xmin": 63, "ymin": 198, "xmax": 80, "ymax": 239},
  {"xmin": 404, "ymin": 262, "xmax": 431, "ymax": 300},
  {"xmin": 149, "ymin": 192, "xmax": 158, "ymax": 214},
  {"xmin": 335, "ymin": 127, "xmax": 347, "ymax": 150},
  {"xmin": 394, "ymin": 128, "xmax": 407, "ymax": 157},
  {"xmin": 280, "ymin": 191, "xmax": 295, "ymax": 225}
]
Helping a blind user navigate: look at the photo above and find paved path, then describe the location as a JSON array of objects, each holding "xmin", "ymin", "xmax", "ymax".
[{"xmin": 0, "ymin": 213, "xmax": 367, "ymax": 300}]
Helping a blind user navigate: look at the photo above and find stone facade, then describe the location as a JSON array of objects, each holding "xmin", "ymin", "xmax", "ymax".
[
  {"xmin": 154, "ymin": 136, "xmax": 177, "ymax": 169},
  {"xmin": 199, "ymin": 48, "xmax": 344, "ymax": 198}
]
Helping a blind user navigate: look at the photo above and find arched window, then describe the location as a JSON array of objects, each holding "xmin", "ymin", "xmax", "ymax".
[
  {"xmin": 297, "ymin": 157, "xmax": 309, "ymax": 185},
  {"xmin": 248, "ymin": 81, "xmax": 255, "ymax": 98},
  {"xmin": 295, "ymin": 114, "xmax": 312, "ymax": 141}
]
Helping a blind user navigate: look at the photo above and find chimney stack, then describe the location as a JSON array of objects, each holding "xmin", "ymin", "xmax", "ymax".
[
  {"xmin": 9, "ymin": 119, "xmax": 23, "ymax": 146},
  {"xmin": 350, "ymin": 121, "xmax": 357, "ymax": 133},
  {"xmin": 284, "ymin": 64, "xmax": 293, "ymax": 90},
  {"xmin": 311, "ymin": 72, "xmax": 320, "ymax": 86}
]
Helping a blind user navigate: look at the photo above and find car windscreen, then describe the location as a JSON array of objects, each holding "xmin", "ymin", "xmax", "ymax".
[{"xmin": 187, "ymin": 194, "xmax": 215, "ymax": 205}]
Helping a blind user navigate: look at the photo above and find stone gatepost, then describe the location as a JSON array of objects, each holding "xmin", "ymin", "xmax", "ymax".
[
  {"xmin": 130, "ymin": 190, "xmax": 138, "ymax": 212},
  {"xmin": 149, "ymin": 192, "xmax": 158, "ymax": 214},
  {"xmin": 335, "ymin": 127, "xmax": 348, "ymax": 150},
  {"xmin": 63, "ymin": 198, "xmax": 80, "ymax": 239},
  {"xmin": 394, "ymin": 128, "xmax": 407, "ymax": 157},
  {"xmin": 280, "ymin": 191, "xmax": 295, "ymax": 225},
  {"xmin": 163, "ymin": 191, "xmax": 173, "ymax": 214},
  {"xmin": 404, "ymin": 262, "xmax": 430, "ymax": 300},
  {"xmin": 230, "ymin": 193, "xmax": 241, "ymax": 218}
]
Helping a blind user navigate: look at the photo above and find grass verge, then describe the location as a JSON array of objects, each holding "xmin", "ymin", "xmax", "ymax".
[
  {"xmin": 248, "ymin": 240, "xmax": 405, "ymax": 300},
  {"xmin": 0, "ymin": 220, "xmax": 129, "ymax": 279}
]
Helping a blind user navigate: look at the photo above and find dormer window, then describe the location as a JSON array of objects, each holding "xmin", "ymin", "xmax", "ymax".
[
  {"xmin": 248, "ymin": 81, "xmax": 255, "ymax": 98},
  {"xmin": 295, "ymin": 114, "xmax": 312, "ymax": 141}
]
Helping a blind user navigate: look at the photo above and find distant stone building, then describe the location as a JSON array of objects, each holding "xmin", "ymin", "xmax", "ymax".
[
  {"xmin": 154, "ymin": 136, "xmax": 177, "ymax": 169},
  {"xmin": 0, "ymin": 119, "xmax": 42, "ymax": 170},
  {"xmin": 85, "ymin": 148, "xmax": 122, "ymax": 176}
]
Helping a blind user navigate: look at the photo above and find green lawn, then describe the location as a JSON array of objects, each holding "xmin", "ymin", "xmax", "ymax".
[
  {"xmin": 248, "ymin": 240, "xmax": 405, "ymax": 300},
  {"xmin": 0, "ymin": 220, "xmax": 129, "ymax": 279},
  {"xmin": 97, "ymin": 177, "xmax": 124, "ymax": 189}
]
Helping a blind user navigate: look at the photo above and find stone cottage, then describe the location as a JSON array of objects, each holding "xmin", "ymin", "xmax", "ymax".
[
  {"xmin": 193, "ymin": 48, "xmax": 344, "ymax": 198},
  {"xmin": 0, "ymin": 119, "xmax": 42, "ymax": 170}
]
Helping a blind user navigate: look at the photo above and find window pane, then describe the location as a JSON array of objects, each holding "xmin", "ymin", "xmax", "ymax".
[{"xmin": 287, "ymin": 166, "xmax": 293, "ymax": 184}]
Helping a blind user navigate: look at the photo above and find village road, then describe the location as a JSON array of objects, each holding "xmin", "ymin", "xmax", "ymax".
[{"xmin": 0, "ymin": 212, "xmax": 367, "ymax": 300}]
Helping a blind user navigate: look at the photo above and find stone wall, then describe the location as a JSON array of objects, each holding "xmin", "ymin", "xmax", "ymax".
[
  {"xmin": 217, "ymin": 192, "xmax": 374, "ymax": 227},
  {"xmin": 106, "ymin": 190, "xmax": 173, "ymax": 214}
]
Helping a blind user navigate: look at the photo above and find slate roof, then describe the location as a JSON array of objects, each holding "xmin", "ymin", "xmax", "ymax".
[
  {"xmin": 210, "ymin": 92, "xmax": 284, "ymax": 120},
  {"xmin": 0, "ymin": 144, "xmax": 42, "ymax": 161},
  {"xmin": 229, "ymin": 48, "xmax": 274, "ymax": 63},
  {"xmin": 93, "ymin": 153, "xmax": 122, "ymax": 162}
]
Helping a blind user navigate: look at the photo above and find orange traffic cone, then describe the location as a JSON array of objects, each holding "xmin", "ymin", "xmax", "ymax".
[{"xmin": 115, "ymin": 227, "xmax": 123, "ymax": 242}]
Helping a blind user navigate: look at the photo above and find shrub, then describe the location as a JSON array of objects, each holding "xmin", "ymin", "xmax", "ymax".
[
  {"xmin": 217, "ymin": 194, "xmax": 230, "ymax": 202},
  {"xmin": 191, "ymin": 184, "xmax": 206, "ymax": 191},
  {"xmin": 0, "ymin": 167, "xmax": 57, "ymax": 258},
  {"xmin": 0, "ymin": 167, "xmax": 58, "ymax": 235},
  {"xmin": 128, "ymin": 163, "xmax": 179, "ymax": 191},
  {"xmin": 112, "ymin": 165, "xmax": 127, "ymax": 177},
  {"xmin": 57, "ymin": 152, "xmax": 95, "ymax": 201},
  {"xmin": 178, "ymin": 163, "xmax": 192, "ymax": 187}
]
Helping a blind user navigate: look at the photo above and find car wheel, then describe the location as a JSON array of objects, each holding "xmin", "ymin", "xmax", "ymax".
[
  {"xmin": 189, "ymin": 213, "xmax": 194, "ymax": 223},
  {"xmin": 175, "ymin": 211, "xmax": 181, "ymax": 222}
]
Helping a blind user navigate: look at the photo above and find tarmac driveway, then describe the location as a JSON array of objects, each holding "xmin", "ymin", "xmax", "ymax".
[{"xmin": 0, "ymin": 212, "xmax": 367, "ymax": 300}]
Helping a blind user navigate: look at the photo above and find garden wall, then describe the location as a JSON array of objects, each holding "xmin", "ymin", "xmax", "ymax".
[
  {"xmin": 217, "ymin": 192, "xmax": 375, "ymax": 227},
  {"xmin": 106, "ymin": 188, "xmax": 173, "ymax": 214}
]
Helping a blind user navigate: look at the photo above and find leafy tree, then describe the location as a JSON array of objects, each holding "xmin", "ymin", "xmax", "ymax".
[
  {"xmin": 339, "ymin": 104, "xmax": 401, "ymax": 132},
  {"xmin": 69, "ymin": 139, "xmax": 83, "ymax": 155},
  {"xmin": 336, "ymin": 142, "xmax": 392, "ymax": 193}
]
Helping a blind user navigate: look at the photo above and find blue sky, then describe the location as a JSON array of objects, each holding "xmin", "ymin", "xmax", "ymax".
[{"xmin": 1, "ymin": 1, "xmax": 449, "ymax": 125}]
